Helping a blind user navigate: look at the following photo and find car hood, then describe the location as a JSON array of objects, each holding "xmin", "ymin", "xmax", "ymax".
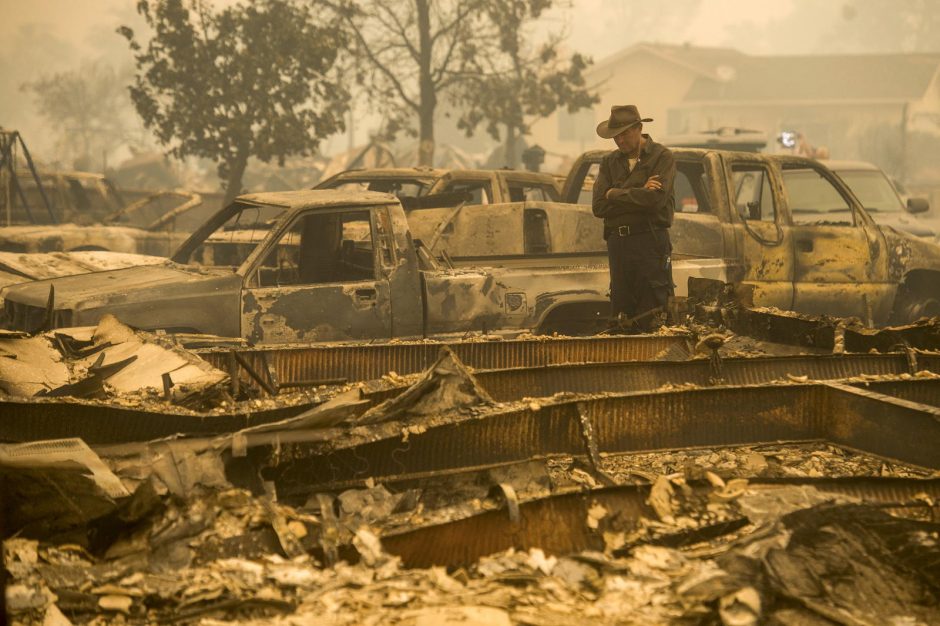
[
  {"xmin": 881, "ymin": 227, "xmax": 940, "ymax": 278},
  {"xmin": 1, "ymin": 263, "xmax": 237, "ymax": 311},
  {"xmin": 870, "ymin": 212, "xmax": 936, "ymax": 238}
]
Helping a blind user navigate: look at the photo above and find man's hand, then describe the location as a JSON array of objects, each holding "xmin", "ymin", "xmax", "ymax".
[
  {"xmin": 644, "ymin": 175, "xmax": 662, "ymax": 191},
  {"xmin": 606, "ymin": 174, "xmax": 662, "ymax": 199}
]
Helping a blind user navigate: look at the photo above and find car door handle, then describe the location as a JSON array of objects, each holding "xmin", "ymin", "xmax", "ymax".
[
  {"xmin": 796, "ymin": 238, "xmax": 813, "ymax": 252},
  {"xmin": 355, "ymin": 288, "xmax": 377, "ymax": 301}
]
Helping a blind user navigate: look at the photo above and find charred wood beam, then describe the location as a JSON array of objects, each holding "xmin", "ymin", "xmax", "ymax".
[
  {"xmin": 232, "ymin": 350, "xmax": 278, "ymax": 396},
  {"xmin": 845, "ymin": 321, "xmax": 940, "ymax": 353},
  {"xmin": 690, "ymin": 283, "xmax": 940, "ymax": 354}
]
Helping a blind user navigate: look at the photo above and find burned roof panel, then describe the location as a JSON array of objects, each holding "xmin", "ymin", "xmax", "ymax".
[{"xmin": 235, "ymin": 189, "xmax": 400, "ymax": 211}]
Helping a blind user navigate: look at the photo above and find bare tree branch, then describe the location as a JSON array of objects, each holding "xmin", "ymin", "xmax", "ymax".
[
  {"xmin": 429, "ymin": 0, "xmax": 478, "ymax": 47},
  {"xmin": 342, "ymin": 13, "xmax": 420, "ymax": 111},
  {"xmin": 375, "ymin": 3, "xmax": 420, "ymax": 63}
]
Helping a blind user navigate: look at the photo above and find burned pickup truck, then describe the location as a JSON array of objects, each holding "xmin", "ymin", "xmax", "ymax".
[
  {"xmin": 559, "ymin": 148, "xmax": 940, "ymax": 324},
  {"xmin": 315, "ymin": 166, "xmax": 562, "ymax": 204},
  {"xmin": 0, "ymin": 189, "xmax": 728, "ymax": 342},
  {"xmin": 328, "ymin": 152, "xmax": 940, "ymax": 325},
  {"xmin": 316, "ymin": 166, "xmax": 603, "ymax": 264}
]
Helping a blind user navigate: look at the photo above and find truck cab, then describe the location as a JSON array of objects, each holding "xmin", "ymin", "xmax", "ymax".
[
  {"xmin": 315, "ymin": 167, "xmax": 561, "ymax": 205},
  {"xmin": 562, "ymin": 148, "xmax": 940, "ymax": 324}
]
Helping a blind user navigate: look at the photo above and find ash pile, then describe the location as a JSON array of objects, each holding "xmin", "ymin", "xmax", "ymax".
[{"xmin": 3, "ymin": 314, "xmax": 940, "ymax": 624}]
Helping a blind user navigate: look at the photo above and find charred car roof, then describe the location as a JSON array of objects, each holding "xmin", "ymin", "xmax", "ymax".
[
  {"xmin": 319, "ymin": 168, "xmax": 559, "ymax": 185},
  {"xmin": 323, "ymin": 167, "xmax": 447, "ymax": 179},
  {"xmin": 235, "ymin": 189, "xmax": 401, "ymax": 210}
]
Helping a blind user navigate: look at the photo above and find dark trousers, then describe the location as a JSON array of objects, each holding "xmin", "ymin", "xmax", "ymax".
[{"xmin": 606, "ymin": 228, "xmax": 674, "ymax": 331}]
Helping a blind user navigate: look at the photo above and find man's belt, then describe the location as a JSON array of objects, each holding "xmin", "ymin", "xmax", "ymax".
[{"xmin": 613, "ymin": 224, "xmax": 659, "ymax": 236}]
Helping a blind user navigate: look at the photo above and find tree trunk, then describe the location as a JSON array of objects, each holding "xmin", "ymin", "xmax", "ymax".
[
  {"xmin": 222, "ymin": 151, "xmax": 249, "ymax": 207},
  {"xmin": 416, "ymin": 0, "xmax": 436, "ymax": 167},
  {"xmin": 504, "ymin": 124, "xmax": 518, "ymax": 169},
  {"xmin": 418, "ymin": 104, "xmax": 435, "ymax": 167}
]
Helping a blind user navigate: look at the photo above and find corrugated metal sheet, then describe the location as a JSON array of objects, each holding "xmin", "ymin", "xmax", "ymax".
[
  {"xmin": 5, "ymin": 353, "xmax": 937, "ymax": 446},
  {"xmin": 469, "ymin": 353, "xmax": 936, "ymax": 401},
  {"xmin": 267, "ymin": 380, "xmax": 940, "ymax": 496},
  {"xmin": 382, "ymin": 477, "xmax": 940, "ymax": 568},
  {"xmin": 199, "ymin": 335, "xmax": 692, "ymax": 393},
  {"xmin": 0, "ymin": 398, "xmax": 306, "ymax": 444}
]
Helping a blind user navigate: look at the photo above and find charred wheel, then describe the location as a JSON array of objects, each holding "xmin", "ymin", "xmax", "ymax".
[
  {"xmin": 537, "ymin": 302, "xmax": 610, "ymax": 336},
  {"xmin": 891, "ymin": 274, "xmax": 940, "ymax": 324}
]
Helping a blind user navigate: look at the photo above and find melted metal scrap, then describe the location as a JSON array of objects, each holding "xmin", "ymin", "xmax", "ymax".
[
  {"xmin": 197, "ymin": 333, "xmax": 693, "ymax": 396},
  {"xmin": 252, "ymin": 378, "xmax": 940, "ymax": 499},
  {"xmin": 0, "ymin": 438, "xmax": 130, "ymax": 539},
  {"xmin": 6, "ymin": 470, "xmax": 940, "ymax": 625},
  {"xmin": 844, "ymin": 316, "xmax": 940, "ymax": 352},
  {"xmin": 6, "ymin": 321, "xmax": 940, "ymax": 623},
  {"xmin": 0, "ymin": 250, "xmax": 166, "ymax": 290},
  {"xmin": 0, "ymin": 314, "xmax": 229, "ymax": 405},
  {"xmin": 354, "ymin": 347, "xmax": 493, "ymax": 425}
]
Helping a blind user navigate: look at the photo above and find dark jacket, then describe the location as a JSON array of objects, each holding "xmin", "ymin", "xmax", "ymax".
[{"xmin": 592, "ymin": 135, "xmax": 676, "ymax": 235}]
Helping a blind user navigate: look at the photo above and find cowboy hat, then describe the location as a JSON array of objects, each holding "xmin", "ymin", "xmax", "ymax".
[{"xmin": 596, "ymin": 105, "xmax": 653, "ymax": 139}]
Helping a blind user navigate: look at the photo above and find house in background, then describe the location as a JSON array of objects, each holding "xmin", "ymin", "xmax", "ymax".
[
  {"xmin": 528, "ymin": 43, "xmax": 746, "ymax": 164},
  {"xmin": 670, "ymin": 52, "xmax": 940, "ymax": 186},
  {"xmin": 527, "ymin": 42, "xmax": 940, "ymax": 193}
]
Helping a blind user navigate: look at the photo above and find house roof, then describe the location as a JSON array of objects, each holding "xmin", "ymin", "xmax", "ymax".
[
  {"xmin": 588, "ymin": 42, "xmax": 746, "ymax": 81},
  {"xmin": 682, "ymin": 53, "xmax": 940, "ymax": 103}
]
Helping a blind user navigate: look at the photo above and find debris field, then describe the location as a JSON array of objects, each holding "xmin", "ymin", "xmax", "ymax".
[{"xmin": 3, "ymin": 310, "xmax": 940, "ymax": 625}]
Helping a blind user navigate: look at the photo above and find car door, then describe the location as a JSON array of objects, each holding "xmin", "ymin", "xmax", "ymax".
[
  {"xmin": 240, "ymin": 206, "xmax": 393, "ymax": 343},
  {"xmin": 780, "ymin": 162, "xmax": 893, "ymax": 321},
  {"xmin": 436, "ymin": 174, "xmax": 495, "ymax": 205},
  {"xmin": 505, "ymin": 176, "xmax": 561, "ymax": 203},
  {"xmin": 670, "ymin": 154, "xmax": 728, "ymax": 260},
  {"xmin": 724, "ymin": 155, "xmax": 794, "ymax": 309}
]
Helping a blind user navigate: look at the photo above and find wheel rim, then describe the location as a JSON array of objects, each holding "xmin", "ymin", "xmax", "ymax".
[{"xmin": 910, "ymin": 297, "xmax": 940, "ymax": 321}]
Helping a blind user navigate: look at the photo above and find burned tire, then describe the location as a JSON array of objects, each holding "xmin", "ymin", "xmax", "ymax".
[
  {"xmin": 537, "ymin": 303, "xmax": 609, "ymax": 336},
  {"xmin": 890, "ymin": 286, "xmax": 940, "ymax": 324}
]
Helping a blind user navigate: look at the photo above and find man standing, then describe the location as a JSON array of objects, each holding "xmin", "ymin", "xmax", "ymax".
[{"xmin": 592, "ymin": 105, "xmax": 676, "ymax": 333}]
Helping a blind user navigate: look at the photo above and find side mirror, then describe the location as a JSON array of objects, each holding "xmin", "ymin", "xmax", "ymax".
[
  {"xmin": 907, "ymin": 197, "xmax": 930, "ymax": 214},
  {"xmin": 746, "ymin": 201, "xmax": 761, "ymax": 221}
]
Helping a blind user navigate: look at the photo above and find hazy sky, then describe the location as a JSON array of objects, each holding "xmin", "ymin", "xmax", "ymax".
[
  {"xmin": 0, "ymin": 0, "xmax": 803, "ymax": 155},
  {"xmin": 2, "ymin": 0, "xmax": 799, "ymax": 63},
  {"xmin": 550, "ymin": 0, "xmax": 795, "ymax": 58},
  {"xmin": 2, "ymin": 0, "xmax": 936, "ymax": 163}
]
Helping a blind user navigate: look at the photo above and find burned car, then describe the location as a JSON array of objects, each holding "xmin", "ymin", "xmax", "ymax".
[
  {"xmin": 315, "ymin": 167, "xmax": 562, "ymax": 204},
  {"xmin": 559, "ymin": 148, "xmax": 940, "ymax": 323},
  {"xmin": 1, "ymin": 189, "xmax": 733, "ymax": 341},
  {"xmin": 1, "ymin": 167, "xmax": 204, "ymax": 257},
  {"xmin": 825, "ymin": 159, "xmax": 935, "ymax": 239}
]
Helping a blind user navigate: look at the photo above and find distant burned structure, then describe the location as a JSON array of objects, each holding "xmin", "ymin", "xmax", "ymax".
[{"xmin": 0, "ymin": 130, "xmax": 211, "ymax": 256}]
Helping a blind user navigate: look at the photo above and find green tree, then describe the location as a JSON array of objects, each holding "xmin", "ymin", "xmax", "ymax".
[
  {"xmin": 120, "ymin": 0, "xmax": 350, "ymax": 205},
  {"xmin": 21, "ymin": 61, "xmax": 131, "ymax": 169},
  {"xmin": 455, "ymin": 0, "xmax": 597, "ymax": 168},
  {"xmin": 334, "ymin": 0, "xmax": 490, "ymax": 166}
]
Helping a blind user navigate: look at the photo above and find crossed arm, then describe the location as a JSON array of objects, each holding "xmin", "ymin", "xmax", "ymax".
[{"xmin": 592, "ymin": 150, "xmax": 676, "ymax": 219}]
